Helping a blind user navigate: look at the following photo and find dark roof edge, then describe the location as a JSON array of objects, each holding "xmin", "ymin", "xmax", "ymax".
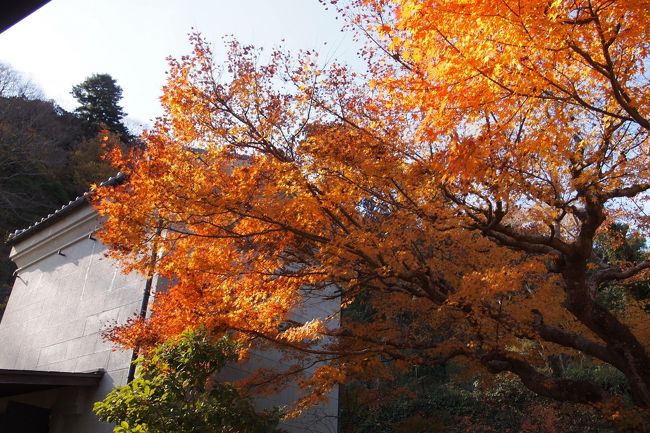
[
  {"xmin": 0, "ymin": 368, "xmax": 104, "ymax": 387},
  {"xmin": 6, "ymin": 173, "xmax": 125, "ymax": 246},
  {"xmin": 0, "ymin": 1, "xmax": 50, "ymax": 34}
]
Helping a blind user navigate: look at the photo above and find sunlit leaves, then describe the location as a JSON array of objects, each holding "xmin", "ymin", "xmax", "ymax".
[{"xmin": 95, "ymin": 0, "xmax": 650, "ymax": 413}]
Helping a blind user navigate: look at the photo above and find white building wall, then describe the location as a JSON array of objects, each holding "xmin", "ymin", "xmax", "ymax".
[
  {"xmin": 0, "ymin": 202, "xmax": 339, "ymax": 433},
  {"xmin": 0, "ymin": 204, "xmax": 144, "ymax": 433},
  {"xmin": 221, "ymin": 289, "xmax": 341, "ymax": 433}
]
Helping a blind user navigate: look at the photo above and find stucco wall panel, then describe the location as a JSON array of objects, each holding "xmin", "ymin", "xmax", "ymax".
[
  {"xmin": 1, "ymin": 205, "xmax": 144, "ymax": 433},
  {"xmin": 1, "ymin": 202, "xmax": 340, "ymax": 433}
]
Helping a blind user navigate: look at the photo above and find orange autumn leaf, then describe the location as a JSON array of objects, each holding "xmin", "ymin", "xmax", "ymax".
[{"xmin": 95, "ymin": 0, "xmax": 650, "ymax": 414}]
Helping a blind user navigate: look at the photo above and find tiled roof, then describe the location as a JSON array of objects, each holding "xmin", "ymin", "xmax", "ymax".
[{"xmin": 7, "ymin": 172, "xmax": 125, "ymax": 245}]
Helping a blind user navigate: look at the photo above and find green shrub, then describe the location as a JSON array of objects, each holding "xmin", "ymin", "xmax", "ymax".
[{"xmin": 94, "ymin": 328, "xmax": 282, "ymax": 433}]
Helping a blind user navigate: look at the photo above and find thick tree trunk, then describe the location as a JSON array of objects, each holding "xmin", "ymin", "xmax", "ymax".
[{"xmin": 562, "ymin": 258, "xmax": 650, "ymax": 407}]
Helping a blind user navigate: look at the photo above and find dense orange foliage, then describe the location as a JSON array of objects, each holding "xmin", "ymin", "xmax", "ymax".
[{"xmin": 96, "ymin": 0, "xmax": 650, "ymax": 413}]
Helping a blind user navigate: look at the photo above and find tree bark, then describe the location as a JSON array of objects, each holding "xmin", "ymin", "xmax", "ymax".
[
  {"xmin": 481, "ymin": 350, "xmax": 608, "ymax": 404},
  {"xmin": 562, "ymin": 258, "xmax": 650, "ymax": 407}
]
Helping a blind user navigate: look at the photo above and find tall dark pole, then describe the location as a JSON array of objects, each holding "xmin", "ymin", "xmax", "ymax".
[{"xmin": 126, "ymin": 226, "xmax": 161, "ymax": 383}]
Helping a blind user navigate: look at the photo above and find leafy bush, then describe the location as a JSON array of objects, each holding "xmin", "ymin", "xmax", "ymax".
[{"xmin": 94, "ymin": 328, "xmax": 283, "ymax": 433}]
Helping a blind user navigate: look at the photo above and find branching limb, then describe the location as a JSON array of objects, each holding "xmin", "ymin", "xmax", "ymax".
[
  {"xmin": 592, "ymin": 260, "xmax": 650, "ymax": 287},
  {"xmin": 481, "ymin": 350, "xmax": 608, "ymax": 404},
  {"xmin": 531, "ymin": 309, "xmax": 619, "ymax": 368}
]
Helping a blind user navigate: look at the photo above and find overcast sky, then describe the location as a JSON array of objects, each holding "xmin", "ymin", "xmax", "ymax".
[{"xmin": 0, "ymin": 0, "xmax": 362, "ymax": 129}]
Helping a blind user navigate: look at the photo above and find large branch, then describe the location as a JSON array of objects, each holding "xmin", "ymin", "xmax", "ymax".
[
  {"xmin": 442, "ymin": 188, "xmax": 571, "ymax": 256},
  {"xmin": 531, "ymin": 309, "xmax": 620, "ymax": 368},
  {"xmin": 481, "ymin": 350, "xmax": 607, "ymax": 404},
  {"xmin": 487, "ymin": 222, "xmax": 572, "ymax": 255},
  {"xmin": 592, "ymin": 260, "xmax": 650, "ymax": 287},
  {"xmin": 588, "ymin": 5, "xmax": 650, "ymax": 131},
  {"xmin": 603, "ymin": 183, "xmax": 650, "ymax": 201}
]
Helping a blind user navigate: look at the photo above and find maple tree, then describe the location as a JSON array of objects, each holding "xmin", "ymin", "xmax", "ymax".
[{"xmin": 95, "ymin": 0, "xmax": 650, "ymax": 417}]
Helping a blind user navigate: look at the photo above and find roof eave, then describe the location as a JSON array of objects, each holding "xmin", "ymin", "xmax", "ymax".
[{"xmin": 6, "ymin": 173, "xmax": 125, "ymax": 246}]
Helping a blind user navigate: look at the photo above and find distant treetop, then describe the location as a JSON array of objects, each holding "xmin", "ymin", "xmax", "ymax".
[{"xmin": 71, "ymin": 73, "xmax": 131, "ymax": 140}]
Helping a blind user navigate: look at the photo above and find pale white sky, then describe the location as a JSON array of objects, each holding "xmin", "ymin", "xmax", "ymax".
[{"xmin": 0, "ymin": 0, "xmax": 362, "ymax": 129}]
